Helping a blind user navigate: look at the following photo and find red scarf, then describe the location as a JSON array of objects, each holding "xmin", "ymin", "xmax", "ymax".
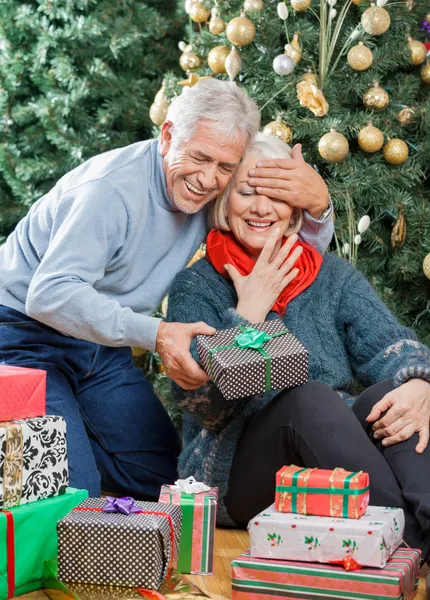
[{"xmin": 206, "ymin": 229, "xmax": 323, "ymax": 316}]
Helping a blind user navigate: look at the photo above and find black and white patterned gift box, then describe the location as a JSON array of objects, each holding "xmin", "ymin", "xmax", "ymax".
[
  {"xmin": 197, "ymin": 320, "xmax": 308, "ymax": 400},
  {"xmin": 57, "ymin": 498, "xmax": 182, "ymax": 590},
  {"xmin": 0, "ymin": 415, "xmax": 68, "ymax": 509}
]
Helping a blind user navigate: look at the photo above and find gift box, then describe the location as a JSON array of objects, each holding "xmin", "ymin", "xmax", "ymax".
[
  {"xmin": 57, "ymin": 497, "xmax": 182, "ymax": 590},
  {"xmin": 0, "ymin": 487, "xmax": 88, "ymax": 600},
  {"xmin": 0, "ymin": 365, "xmax": 46, "ymax": 421},
  {"xmin": 232, "ymin": 548, "xmax": 421, "ymax": 600},
  {"xmin": 44, "ymin": 560, "xmax": 212, "ymax": 600},
  {"xmin": 0, "ymin": 416, "xmax": 68, "ymax": 509},
  {"xmin": 249, "ymin": 503, "xmax": 404, "ymax": 568},
  {"xmin": 197, "ymin": 321, "xmax": 308, "ymax": 400},
  {"xmin": 275, "ymin": 466, "xmax": 370, "ymax": 519},
  {"xmin": 159, "ymin": 480, "xmax": 218, "ymax": 574}
]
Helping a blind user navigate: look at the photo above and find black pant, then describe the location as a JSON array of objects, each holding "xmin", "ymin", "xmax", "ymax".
[{"xmin": 225, "ymin": 380, "xmax": 430, "ymax": 560}]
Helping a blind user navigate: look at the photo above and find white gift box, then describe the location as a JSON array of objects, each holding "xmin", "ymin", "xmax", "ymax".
[{"xmin": 249, "ymin": 504, "xmax": 404, "ymax": 568}]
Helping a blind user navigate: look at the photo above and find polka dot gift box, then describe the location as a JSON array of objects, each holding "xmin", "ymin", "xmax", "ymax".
[
  {"xmin": 57, "ymin": 497, "xmax": 182, "ymax": 590},
  {"xmin": 197, "ymin": 321, "xmax": 308, "ymax": 400}
]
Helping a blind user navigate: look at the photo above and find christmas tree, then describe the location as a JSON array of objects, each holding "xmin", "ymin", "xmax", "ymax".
[
  {"xmin": 154, "ymin": 0, "xmax": 430, "ymax": 344},
  {"xmin": 0, "ymin": 0, "xmax": 180, "ymax": 241}
]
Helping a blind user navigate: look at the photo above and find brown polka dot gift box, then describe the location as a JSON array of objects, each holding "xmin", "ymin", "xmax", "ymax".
[
  {"xmin": 197, "ymin": 321, "xmax": 308, "ymax": 400},
  {"xmin": 57, "ymin": 497, "xmax": 182, "ymax": 590}
]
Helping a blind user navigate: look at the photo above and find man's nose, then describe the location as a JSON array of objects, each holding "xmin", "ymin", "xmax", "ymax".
[{"xmin": 196, "ymin": 163, "xmax": 217, "ymax": 189}]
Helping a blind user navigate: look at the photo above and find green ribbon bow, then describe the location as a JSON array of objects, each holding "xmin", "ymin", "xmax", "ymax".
[{"xmin": 208, "ymin": 325, "xmax": 288, "ymax": 393}]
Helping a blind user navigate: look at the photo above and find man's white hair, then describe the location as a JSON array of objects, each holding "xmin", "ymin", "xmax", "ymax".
[
  {"xmin": 166, "ymin": 79, "xmax": 261, "ymax": 146},
  {"xmin": 210, "ymin": 131, "xmax": 303, "ymax": 235}
]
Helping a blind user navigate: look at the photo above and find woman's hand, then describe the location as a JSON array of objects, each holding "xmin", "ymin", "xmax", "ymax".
[
  {"xmin": 366, "ymin": 379, "xmax": 430, "ymax": 453},
  {"xmin": 226, "ymin": 228, "xmax": 302, "ymax": 323}
]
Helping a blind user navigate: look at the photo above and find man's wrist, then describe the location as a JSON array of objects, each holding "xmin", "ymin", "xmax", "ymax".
[
  {"xmin": 306, "ymin": 196, "xmax": 333, "ymax": 222},
  {"xmin": 306, "ymin": 191, "xmax": 330, "ymax": 220}
]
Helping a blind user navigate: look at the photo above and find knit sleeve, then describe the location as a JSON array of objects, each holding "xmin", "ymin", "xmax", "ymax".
[
  {"xmin": 166, "ymin": 266, "xmax": 253, "ymax": 432},
  {"xmin": 337, "ymin": 261, "xmax": 430, "ymax": 387}
]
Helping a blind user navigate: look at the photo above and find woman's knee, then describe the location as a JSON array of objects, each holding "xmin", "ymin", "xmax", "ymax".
[{"xmin": 352, "ymin": 380, "xmax": 394, "ymax": 423}]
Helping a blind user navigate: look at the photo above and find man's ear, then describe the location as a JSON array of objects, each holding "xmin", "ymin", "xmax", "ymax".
[{"xmin": 159, "ymin": 121, "xmax": 173, "ymax": 157}]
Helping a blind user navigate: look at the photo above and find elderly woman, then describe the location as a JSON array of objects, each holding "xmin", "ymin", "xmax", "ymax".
[{"xmin": 166, "ymin": 133, "xmax": 430, "ymax": 559}]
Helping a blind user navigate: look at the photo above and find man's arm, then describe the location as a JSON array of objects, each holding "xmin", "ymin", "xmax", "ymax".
[
  {"xmin": 299, "ymin": 198, "xmax": 333, "ymax": 254},
  {"xmin": 26, "ymin": 180, "xmax": 161, "ymax": 352}
]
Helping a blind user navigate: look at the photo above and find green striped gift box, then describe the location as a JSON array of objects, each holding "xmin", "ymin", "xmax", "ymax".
[{"xmin": 231, "ymin": 548, "xmax": 420, "ymax": 599}]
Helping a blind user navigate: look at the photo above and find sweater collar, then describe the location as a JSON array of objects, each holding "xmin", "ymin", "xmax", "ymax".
[{"xmin": 151, "ymin": 140, "xmax": 179, "ymax": 213}]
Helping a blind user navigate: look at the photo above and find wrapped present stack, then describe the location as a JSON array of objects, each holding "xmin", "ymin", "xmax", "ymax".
[
  {"xmin": 0, "ymin": 364, "xmax": 88, "ymax": 600},
  {"xmin": 232, "ymin": 465, "xmax": 421, "ymax": 600}
]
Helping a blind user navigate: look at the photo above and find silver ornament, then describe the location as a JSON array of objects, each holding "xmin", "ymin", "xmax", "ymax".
[{"xmin": 273, "ymin": 53, "xmax": 295, "ymax": 76}]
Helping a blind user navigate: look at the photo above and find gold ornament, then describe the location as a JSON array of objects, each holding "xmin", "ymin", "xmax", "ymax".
[
  {"xmin": 423, "ymin": 252, "xmax": 430, "ymax": 280},
  {"xmin": 396, "ymin": 107, "xmax": 415, "ymax": 125},
  {"xmin": 189, "ymin": 1, "xmax": 210, "ymax": 22},
  {"xmin": 391, "ymin": 210, "xmax": 406, "ymax": 248},
  {"xmin": 301, "ymin": 69, "xmax": 318, "ymax": 86},
  {"xmin": 408, "ymin": 38, "xmax": 427, "ymax": 66},
  {"xmin": 207, "ymin": 45, "xmax": 230, "ymax": 74},
  {"xmin": 178, "ymin": 73, "xmax": 212, "ymax": 87},
  {"xmin": 361, "ymin": 4, "xmax": 391, "ymax": 36},
  {"xmin": 149, "ymin": 84, "xmax": 168, "ymax": 126},
  {"xmin": 351, "ymin": 0, "xmax": 363, "ymax": 5},
  {"xmin": 347, "ymin": 42, "xmax": 373, "ymax": 71},
  {"xmin": 290, "ymin": 0, "xmax": 311, "ymax": 11},
  {"xmin": 226, "ymin": 12, "xmax": 256, "ymax": 47},
  {"xmin": 179, "ymin": 47, "xmax": 201, "ymax": 72},
  {"xmin": 244, "ymin": 0, "xmax": 264, "ymax": 10},
  {"xmin": 363, "ymin": 82, "xmax": 389, "ymax": 111},
  {"xmin": 208, "ymin": 8, "xmax": 226, "ymax": 34},
  {"xmin": 426, "ymin": 12, "xmax": 430, "ymax": 23},
  {"xmin": 383, "ymin": 138, "xmax": 409, "ymax": 165},
  {"xmin": 225, "ymin": 46, "xmax": 242, "ymax": 81},
  {"xmin": 318, "ymin": 129, "xmax": 349, "ymax": 163},
  {"xmin": 420, "ymin": 62, "xmax": 430, "ymax": 85},
  {"xmin": 284, "ymin": 33, "xmax": 302, "ymax": 65},
  {"xmin": 263, "ymin": 117, "xmax": 293, "ymax": 144},
  {"xmin": 296, "ymin": 80, "xmax": 329, "ymax": 117},
  {"xmin": 357, "ymin": 123, "xmax": 384, "ymax": 152}
]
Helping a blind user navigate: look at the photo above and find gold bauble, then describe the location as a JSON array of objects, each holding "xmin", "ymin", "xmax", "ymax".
[
  {"xmin": 426, "ymin": 12, "xmax": 430, "ymax": 22},
  {"xmin": 423, "ymin": 252, "xmax": 430, "ymax": 280},
  {"xmin": 244, "ymin": 0, "xmax": 264, "ymax": 10},
  {"xmin": 301, "ymin": 69, "xmax": 318, "ymax": 86},
  {"xmin": 208, "ymin": 9, "xmax": 226, "ymax": 34},
  {"xmin": 318, "ymin": 129, "xmax": 349, "ymax": 163},
  {"xmin": 226, "ymin": 12, "xmax": 256, "ymax": 47},
  {"xmin": 408, "ymin": 38, "xmax": 427, "ymax": 66},
  {"xmin": 179, "ymin": 50, "xmax": 201, "ymax": 72},
  {"xmin": 178, "ymin": 73, "xmax": 212, "ymax": 87},
  {"xmin": 420, "ymin": 62, "xmax": 430, "ymax": 85},
  {"xmin": 290, "ymin": 0, "xmax": 311, "ymax": 11},
  {"xmin": 284, "ymin": 33, "xmax": 302, "ymax": 65},
  {"xmin": 207, "ymin": 45, "xmax": 230, "ymax": 74},
  {"xmin": 153, "ymin": 84, "xmax": 168, "ymax": 108},
  {"xmin": 363, "ymin": 82, "xmax": 389, "ymax": 111},
  {"xmin": 357, "ymin": 124, "xmax": 384, "ymax": 152},
  {"xmin": 361, "ymin": 4, "xmax": 391, "ymax": 36},
  {"xmin": 347, "ymin": 42, "xmax": 373, "ymax": 71},
  {"xmin": 391, "ymin": 210, "xmax": 406, "ymax": 249},
  {"xmin": 383, "ymin": 138, "xmax": 409, "ymax": 165},
  {"xmin": 149, "ymin": 102, "xmax": 168, "ymax": 126},
  {"xmin": 263, "ymin": 117, "xmax": 293, "ymax": 144},
  {"xmin": 396, "ymin": 107, "xmax": 415, "ymax": 125},
  {"xmin": 189, "ymin": 1, "xmax": 210, "ymax": 22},
  {"xmin": 352, "ymin": 0, "xmax": 363, "ymax": 5},
  {"xmin": 225, "ymin": 46, "xmax": 242, "ymax": 81}
]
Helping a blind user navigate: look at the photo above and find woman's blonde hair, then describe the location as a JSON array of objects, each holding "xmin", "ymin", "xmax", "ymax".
[{"xmin": 209, "ymin": 132, "xmax": 303, "ymax": 236}]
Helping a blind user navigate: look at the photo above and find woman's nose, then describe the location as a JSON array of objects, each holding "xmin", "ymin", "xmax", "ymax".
[{"xmin": 252, "ymin": 193, "xmax": 271, "ymax": 215}]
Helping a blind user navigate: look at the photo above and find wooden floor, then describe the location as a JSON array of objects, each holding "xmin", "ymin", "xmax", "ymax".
[{"xmin": 20, "ymin": 528, "xmax": 427, "ymax": 599}]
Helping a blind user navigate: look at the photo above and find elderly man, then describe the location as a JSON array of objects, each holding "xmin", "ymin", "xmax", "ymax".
[{"xmin": 0, "ymin": 79, "xmax": 333, "ymax": 499}]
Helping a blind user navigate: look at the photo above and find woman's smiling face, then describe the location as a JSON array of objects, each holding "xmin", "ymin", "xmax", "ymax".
[{"xmin": 226, "ymin": 153, "xmax": 294, "ymax": 259}]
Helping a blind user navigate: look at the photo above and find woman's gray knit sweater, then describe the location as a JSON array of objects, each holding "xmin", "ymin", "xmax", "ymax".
[{"xmin": 166, "ymin": 254, "xmax": 430, "ymax": 526}]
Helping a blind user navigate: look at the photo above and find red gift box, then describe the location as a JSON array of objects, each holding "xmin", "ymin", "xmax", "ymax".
[
  {"xmin": 0, "ymin": 365, "xmax": 46, "ymax": 421},
  {"xmin": 275, "ymin": 466, "xmax": 370, "ymax": 519}
]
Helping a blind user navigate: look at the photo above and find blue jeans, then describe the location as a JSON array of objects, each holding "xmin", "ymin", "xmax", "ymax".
[{"xmin": 0, "ymin": 305, "xmax": 180, "ymax": 498}]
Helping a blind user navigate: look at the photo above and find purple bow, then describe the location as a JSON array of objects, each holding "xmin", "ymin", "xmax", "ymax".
[{"xmin": 103, "ymin": 496, "xmax": 141, "ymax": 515}]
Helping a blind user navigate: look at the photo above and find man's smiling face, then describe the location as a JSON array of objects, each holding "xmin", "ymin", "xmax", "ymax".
[{"xmin": 160, "ymin": 120, "xmax": 247, "ymax": 214}]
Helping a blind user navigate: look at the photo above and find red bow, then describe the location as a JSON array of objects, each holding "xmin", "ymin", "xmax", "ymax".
[{"xmin": 329, "ymin": 556, "xmax": 362, "ymax": 571}]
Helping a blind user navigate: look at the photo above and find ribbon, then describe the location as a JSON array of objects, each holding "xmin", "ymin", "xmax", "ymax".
[
  {"xmin": 275, "ymin": 485, "xmax": 369, "ymax": 496},
  {"xmin": 0, "ymin": 421, "xmax": 24, "ymax": 509},
  {"xmin": 208, "ymin": 326, "xmax": 289, "ymax": 393},
  {"xmin": 1, "ymin": 509, "xmax": 15, "ymax": 598},
  {"xmin": 102, "ymin": 496, "xmax": 142, "ymax": 515},
  {"xmin": 73, "ymin": 501, "xmax": 176, "ymax": 577},
  {"xmin": 329, "ymin": 556, "xmax": 362, "ymax": 571}
]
